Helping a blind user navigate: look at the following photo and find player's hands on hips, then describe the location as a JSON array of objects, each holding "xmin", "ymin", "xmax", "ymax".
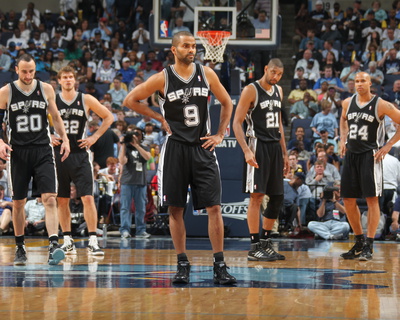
[
  {"xmin": 78, "ymin": 136, "xmax": 97, "ymax": 150},
  {"xmin": 200, "ymin": 133, "xmax": 223, "ymax": 151},
  {"xmin": 0, "ymin": 140, "xmax": 12, "ymax": 161},
  {"xmin": 60, "ymin": 140, "xmax": 70, "ymax": 162},
  {"xmin": 374, "ymin": 145, "xmax": 390, "ymax": 162},
  {"xmin": 51, "ymin": 134, "xmax": 62, "ymax": 147},
  {"xmin": 244, "ymin": 149, "xmax": 258, "ymax": 168}
]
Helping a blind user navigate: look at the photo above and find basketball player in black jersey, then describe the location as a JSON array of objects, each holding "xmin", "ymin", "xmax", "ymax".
[
  {"xmin": 54, "ymin": 66, "xmax": 113, "ymax": 257},
  {"xmin": 340, "ymin": 72, "xmax": 400, "ymax": 260},
  {"xmin": 0, "ymin": 54, "xmax": 70, "ymax": 266},
  {"xmin": 233, "ymin": 58, "xmax": 289, "ymax": 262},
  {"xmin": 123, "ymin": 31, "xmax": 236, "ymax": 285}
]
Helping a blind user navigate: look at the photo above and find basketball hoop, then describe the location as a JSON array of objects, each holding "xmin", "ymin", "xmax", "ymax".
[{"xmin": 197, "ymin": 31, "xmax": 231, "ymax": 63}]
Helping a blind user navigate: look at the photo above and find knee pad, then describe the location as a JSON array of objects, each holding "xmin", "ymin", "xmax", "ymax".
[{"xmin": 263, "ymin": 194, "xmax": 284, "ymax": 219}]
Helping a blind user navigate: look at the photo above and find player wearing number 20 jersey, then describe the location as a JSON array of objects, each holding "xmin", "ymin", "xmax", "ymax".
[{"xmin": 158, "ymin": 63, "xmax": 221, "ymax": 209}]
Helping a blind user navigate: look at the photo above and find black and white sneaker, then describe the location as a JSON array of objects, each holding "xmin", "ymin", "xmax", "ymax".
[
  {"xmin": 87, "ymin": 236, "xmax": 105, "ymax": 256},
  {"xmin": 14, "ymin": 245, "xmax": 27, "ymax": 266},
  {"xmin": 260, "ymin": 239, "xmax": 286, "ymax": 260},
  {"xmin": 359, "ymin": 242, "xmax": 373, "ymax": 261},
  {"xmin": 248, "ymin": 242, "xmax": 276, "ymax": 261},
  {"xmin": 340, "ymin": 241, "xmax": 364, "ymax": 260},
  {"xmin": 213, "ymin": 261, "xmax": 237, "ymax": 285},
  {"xmin": 61, "ymin": 237, "xmax": 77, "ymax": 255},
  {"xmin": 172, "ymin": 261, "xmax": 190, "ymax": 284},
  {"xmin": 48, "ymin": 242, "xmax": 65, "ymax": 265}
]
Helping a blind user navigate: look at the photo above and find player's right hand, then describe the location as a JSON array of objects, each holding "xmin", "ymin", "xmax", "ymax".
[
  {"xmin": 0, "ymin": 141, "xmax": 12, "ymax": 161},
  {"xmin": 244, "ymin": 149, "xmax": 258, "ymax": 168},
  {"xmin": 51, "ymin": 134, "xmax": 62, "ymax": 147}
]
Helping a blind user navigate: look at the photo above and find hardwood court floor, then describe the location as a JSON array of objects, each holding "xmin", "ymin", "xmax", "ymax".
[{"xmin": 0, "ymin": 236, "xmax": 399, "ymax": 320}]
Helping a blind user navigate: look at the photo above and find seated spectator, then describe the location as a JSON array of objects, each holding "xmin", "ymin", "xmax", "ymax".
[
  {"xmin": 288, "ymin": 125, "xmax": 313, "ymax": 152},
  {"xmin": 325, "ymin": 142, "xmax": 340, "ymax": 171},
  {"xmin": 293, "ymin": 140, "xmax": 312, "ymax": 164},
  {"xmin": 286, "ymin": 152, "xmax": 305, "ymax": 178},
  {"xmin": 141, "ymin": 50, "xmax": 163, "ymax": 72},
  {"xmin": 361, "ymin": 43, "xmax": 383, "ymax": 65},
  {"xmin": 250, "ymin": 10, "xmax": 270, "ymax": 30},
  {"xmin": 321, "ymin": 51, "xmax": 342, "ymax": 76},
  {"xmin": 290, "ymin": 92, "xmax": 319, "ymax": 122},
  {"xmin": 364, "ymin": 1, "xmax": 387, "ymax": 22},
  {"xmin": 310, "ymin": 99, "xmax": 339, "ymax": 140},
  {"xmin": 362, "ymin": 18, "xmax": 383, "ymax": 50},
  {"xmin": 24, "ymin": 197, "xmax": 46, "ymax": 236},
  {"xmin": 320, "ymin": 21, "xmax": 342, "ymax": 43},
  {"xmin": 108, "ymin": 77, "xmax": 128, "ymax": 109},
  {"xmin": 172, "ymin": 17, "xmax": 191, "ymax": 35},
  {"xmin": 339, "ymin": 20, "xmax": 362, "ymax": 50},
  {"xmin": 131, "ymin": 21, "xmax": 150, "ymax": 47},
  {"xmin": 321, "ymin": 40, "xmax": 340, "ymax": 61},
  {"xmin": 340, "ymin": 41, "xmax": 361, "ymax": 68},
  {"xmin": 0, "ymin": 185, "xmax": 12, "ymax": 235},
  {"xmin": 295, "ymin": 50, "xmax": 321, "ymax": 82},
  {"xmin": 309, "ymin": 0, "xmax": 331, "ymax": 34},
  {"xmin": 96, "ymin": 57, "xmax": 117, "ymax": 84},
  {"xmin": 99, "ymin": 157, "xmax": 120, "ymax": 181},
  {"xmin": 65, "ymin": 39, "xmax": 83, "ymax": 61},
  {"xmin": 299, "ymin": 28, "xmax": 323, "ymax": 52},
  {"xmin": 136, "ymin": 115, "xmax": 162, "ymax": 130},
  {"xmin": 126, "ymin": 50, "xmax": 142, "ymax": 71},
  {"xmin": 2, "ymin": 10, "xmax": 18, "ymax": 33},
  {"xmin": 322, "ymin": 86, "xmax": 342, "ymax": 118},
  {"xmin": 382, "ymin": 79, "xmax": 400, "ymax": 107},
  {"xmin": 308, "ymin": 183, "xmax": 349, "ymax": 240},
  {"xmin": 340, "ymin": 60, "xmax": 362, "ymax": 87},
  {"xmin": 378, "ymin": 48, "xmax": 400, "ymax": 75},
  {"xmin": 313, "ymin": 130, "xmax": 338, "ymax": 153},
  {"xmin": 32, "ymin": 29, "xmax": 47, "ymax": 51},
  {"xmin": 51, "ymin": 16, "xmax": 73, "ymax": 42},
  {"xmin": 118, "ymin": 57, "xmax": 136, "ymax": 86},
  {"xmin": 0, "ymin": 46, "xmax": 11, "ymax": 72},
  {"xmin": 90, "ymin": 17, "xmax": 113, "ymax": 42},
  {"xmin": 341, "ymin": 79, "xmax": 356, "ymax": 100},
  {"xmin": 280, "ymin": 172, "xmax": 305, "ymax": 234},
  {"xmin": 143, "ymin": 122, "xmax": 158, "ymax": 147},
  {"xmin": 142, "ymin": 60, "xmax": 158, "ymax": 81},
  {"xmin": 366, "ymin": 61, "xmax": 384, "ymax": 86},
  {"xmin": 291, "ymin": 67, "xmax": 314, "ymax": 90},
  {"xmin": 317, "ymin": 81, "xmax": 329, "ymax": 101},
  {"xmin": 307, "ymin": 151, "xmax": 341, "ymax": 184},
  {"xmin": 313, "ymin": 64, "xmax": 345, "ymax": 93},
  {"xmin": 7, "ymin": 27, "xmax": 28, "ymax": 50},
  {"xmin": 51, "ymin": 50, "xmax": 70, "ymax": 75},
  {"xmin": 288, "ymin": 79, "xmax": 318, "ymax": 106},
  {"xmin": 382, "ymin": 28, "xmax": 397, "ymax": 53}
]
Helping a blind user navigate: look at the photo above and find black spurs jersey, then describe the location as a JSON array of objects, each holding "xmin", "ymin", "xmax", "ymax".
[
  {"xmin": 346, "ymin": 94, "xmax": 385, "ymax": 154},
  {"xmin": 245, "ymin": 82, "xmax": 282, "ymax": 142},
  {"xmin": 159, "ymin": 63, "xmax": 210, "ymax": 144},
  {"xmin": 6, "ymin": 80, "xmax": 51, "ymax": 146},
  {"xmin": 56, "ymin": 92, "xmax": 88, "ymax": 153}
]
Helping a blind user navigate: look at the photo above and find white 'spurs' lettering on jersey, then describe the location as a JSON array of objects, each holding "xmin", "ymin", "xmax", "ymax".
[{"xmin": 167, "ymin": 87, "xmax": 209, "ymax": 102}]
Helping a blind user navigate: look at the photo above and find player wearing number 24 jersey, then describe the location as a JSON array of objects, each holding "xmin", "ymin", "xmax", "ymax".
[
  {"xmin": 340, "ymin": 72, "xmax": 400, "ymax": 261},
  {"xmin": 123, "ymin": 31, "xmax": 236, "ymax": 285}
]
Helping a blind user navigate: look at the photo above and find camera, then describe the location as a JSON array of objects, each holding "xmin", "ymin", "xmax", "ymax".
[
  {"xmin": 323, "ymin": 185, "xmax": 339, "ymax": 200},
  {"xmin": 123, "ymin": 131, "xmax": 135, "ymax": 144}
]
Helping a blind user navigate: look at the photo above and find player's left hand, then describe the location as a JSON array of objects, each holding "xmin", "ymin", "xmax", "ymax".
[
  {"xmin": 200, "ymin": 134, "xmax": 223, "ymax": 151},
  {"xmin": 78, "ymin": 136, "xmax": 97, "ymax": 150},
  {"xmin": 374, "ymin": 145, "xmax": 390, "ymax": 162}
]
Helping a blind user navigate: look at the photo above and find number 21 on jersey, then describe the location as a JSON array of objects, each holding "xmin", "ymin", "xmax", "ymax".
[{"xmin": 266, "ymin": 112, "xmax": 279, "ymax": 128}]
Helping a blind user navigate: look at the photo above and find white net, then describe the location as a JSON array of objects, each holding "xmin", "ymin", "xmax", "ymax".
[{"xmin": 197, "ymin": 31, "xmax": 231, "ymax": 63}]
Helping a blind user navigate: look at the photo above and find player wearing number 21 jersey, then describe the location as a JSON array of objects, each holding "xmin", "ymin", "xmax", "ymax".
[{"xmin": 340, "ymin": 72, "xmax": 400, "ymax": 261}]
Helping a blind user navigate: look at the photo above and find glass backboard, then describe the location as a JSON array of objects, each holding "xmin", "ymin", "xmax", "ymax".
[{"xmin": 151, "ymin": 0, "xmax": 280, "ymax": 49}]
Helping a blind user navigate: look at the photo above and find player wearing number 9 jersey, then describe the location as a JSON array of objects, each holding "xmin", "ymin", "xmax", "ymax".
[
  {"xmin": 54, "ymin": 66, "xmax": 113, "ymax": 256},
  {"xmin": 0, "ymin": 54, "xmax": 70, "ymax": 266},
  {"xmin": 340, "ymin": 72, "xmax": 400, "ymax": 261},
  {"xmin": 123, "ymin": 31, "xmax": 236, "ymax": 285}
]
